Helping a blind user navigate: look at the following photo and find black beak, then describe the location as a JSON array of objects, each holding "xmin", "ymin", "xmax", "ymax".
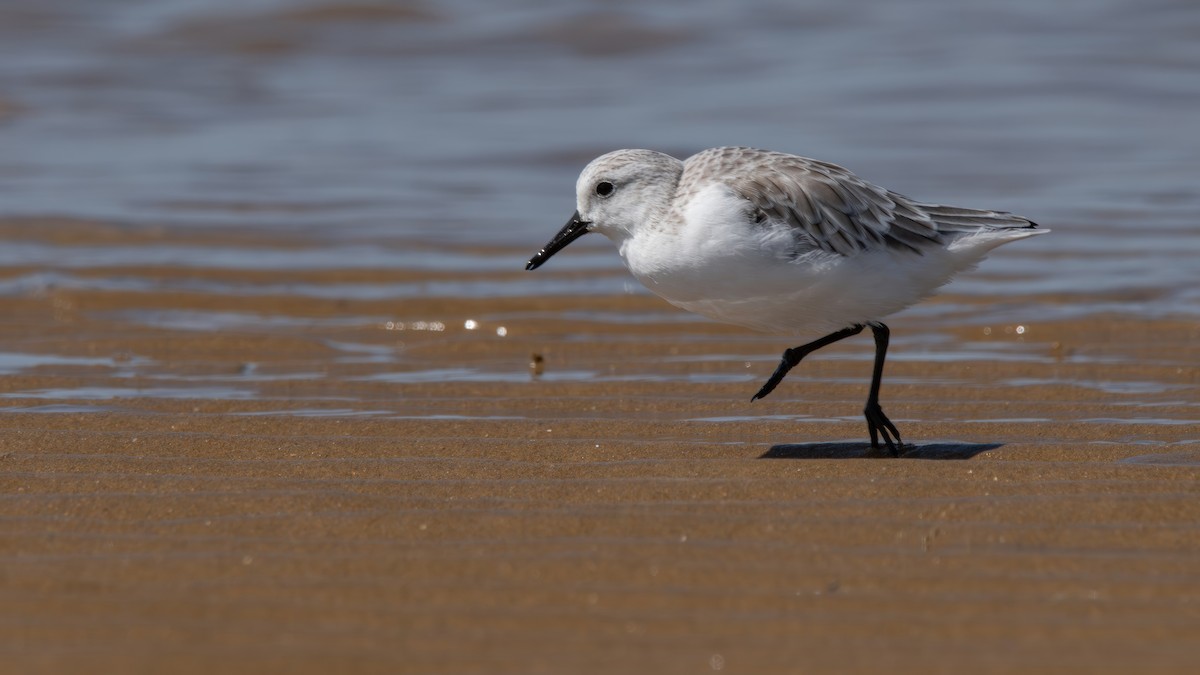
[{"xmin": 526, "ymin": 211, "xmax": 592, "ymax": 271}]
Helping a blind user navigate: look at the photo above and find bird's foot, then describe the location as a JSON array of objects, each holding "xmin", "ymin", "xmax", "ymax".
[
  {"xmin": 750, "ymin": 380, "xmax": 778, "ymax": 402},
  {"xmin": 751, "ymin": 353, "xmax": 797, "ymax": 401},
  {"xmin": 864, "ymin": 402, "xmax": 902, "ymax": 457}
]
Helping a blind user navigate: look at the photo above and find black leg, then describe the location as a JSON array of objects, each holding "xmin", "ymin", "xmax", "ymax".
[
  {"xmin": 751, "ymin": 324, "xmax": 865, "ymax": 401},
  {"xmin": 864, "ymin": 322, "xmax": 903, "ymax": 455}
]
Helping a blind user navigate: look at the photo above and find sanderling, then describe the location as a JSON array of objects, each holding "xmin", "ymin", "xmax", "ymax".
[{"xmin": 526, "ymin": 147, "xmax": 1047, "ymax": 455}]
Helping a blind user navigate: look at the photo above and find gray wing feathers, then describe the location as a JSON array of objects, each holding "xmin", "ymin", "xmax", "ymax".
[
  {"xmin": 733, "ymin": 156, "xmax": 943, "ymax": 256},
  {"xmin": 917, "ymin": 203, "xmax": 1038, "ymax": 232},
  {"xmin": 685, "ymin": 147, "xmax": 1037, "ymax": 258}
]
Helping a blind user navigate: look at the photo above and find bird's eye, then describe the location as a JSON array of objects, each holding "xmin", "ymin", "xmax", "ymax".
[{"xmin": 595, "ymin": 181, "xmax": 615, "ymax": 197}]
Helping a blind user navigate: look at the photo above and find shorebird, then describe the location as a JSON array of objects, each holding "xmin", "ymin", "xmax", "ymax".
[{"xmin": 527, "ymin": 147, "xmax": 1046, "ymax": 455}]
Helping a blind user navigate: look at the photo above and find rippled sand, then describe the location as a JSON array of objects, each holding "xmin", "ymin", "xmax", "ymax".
[{"xmin": 2, "ymin": 220, "xmax": 1198, "ymax": 673}]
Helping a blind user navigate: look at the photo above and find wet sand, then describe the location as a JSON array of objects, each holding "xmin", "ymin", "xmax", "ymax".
[{"xmin": 2, "ymin": 220, "xmax": 1199, "ymax": 673}]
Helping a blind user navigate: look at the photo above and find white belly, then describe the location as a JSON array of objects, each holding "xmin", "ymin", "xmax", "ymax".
[{"xmin": 621, "ymin": 233, "xmax": 988, "ymax": 336}]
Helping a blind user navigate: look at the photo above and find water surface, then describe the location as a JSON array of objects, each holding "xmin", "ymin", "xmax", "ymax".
[{"xmin": 0, "ymin": 0, "xmax": 1197, "ymax": 415}]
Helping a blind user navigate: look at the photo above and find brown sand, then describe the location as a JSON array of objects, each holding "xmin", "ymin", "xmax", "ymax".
[{"xmin": 2, "ymin": 220, "xmax": 1198, "ymax": 673}]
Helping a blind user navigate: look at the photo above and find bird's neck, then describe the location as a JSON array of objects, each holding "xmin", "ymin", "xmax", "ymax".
[{"xmin": 632, "ymin": 173, "xmax": 682, "ymax": 235}]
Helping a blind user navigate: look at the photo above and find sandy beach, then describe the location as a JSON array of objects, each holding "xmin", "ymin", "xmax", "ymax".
[
  {"xmin": 4, "ymin": 1, "xmax": 1200, "ymax": 671},
  {"xmin": 2, "ymin": 219, "xmax": 1197, "ymax": 673}
]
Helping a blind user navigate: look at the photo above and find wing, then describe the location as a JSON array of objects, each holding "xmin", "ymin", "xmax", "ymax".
[{"xmin": 680, "ymin": 147, "xmax": 1035, "ymax": 257}]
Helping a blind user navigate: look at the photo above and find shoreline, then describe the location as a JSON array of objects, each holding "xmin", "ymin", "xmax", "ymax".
[{"xmin": 1, "ymin": 218, "xmax": 1198, "ymax": 672}]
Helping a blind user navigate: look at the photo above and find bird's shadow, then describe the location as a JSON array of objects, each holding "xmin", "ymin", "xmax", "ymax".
[{"xmin": 760, "ymin": 441, "xmax": 1001, "ymax": 460}]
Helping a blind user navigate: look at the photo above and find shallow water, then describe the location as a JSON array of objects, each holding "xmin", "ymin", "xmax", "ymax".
[
  {"xmin": 0, "ymin": 1, "xmax": 1198, "ymax": 423},
  {"xmin": 2, "ymin": 0, "xmax": 1199, "ymax": 312}
]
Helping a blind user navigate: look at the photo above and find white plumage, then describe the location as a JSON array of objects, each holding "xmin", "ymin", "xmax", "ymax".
[{"xmin": 527, "ymin": 146, "xmax": 1047, "ymax": 454}]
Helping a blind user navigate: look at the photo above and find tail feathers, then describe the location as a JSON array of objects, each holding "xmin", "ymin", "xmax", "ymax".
[{"xmin": 919, "ymin": 203, "xmax": 1039, "ymax": 233}]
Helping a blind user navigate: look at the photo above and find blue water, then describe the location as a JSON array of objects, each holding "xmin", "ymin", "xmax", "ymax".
[
  {"xmin": 0, "ymin": 0, "xmax": 1197, "ymax": 307},
  {"xmin": 3, "ymin": 1, "xmax": 1198, "ymax": 231}
]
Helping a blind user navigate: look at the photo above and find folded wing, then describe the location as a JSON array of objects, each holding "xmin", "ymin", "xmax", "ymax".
[{"xmin": 681, "ymin": 147, "xmax": 1037, "ymax": 258}]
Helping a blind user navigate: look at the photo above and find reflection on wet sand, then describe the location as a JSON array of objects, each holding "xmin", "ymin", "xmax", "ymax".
[{"xmin": 1, "ymin": 219, "xmax": 1198, "ymax": 672}]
